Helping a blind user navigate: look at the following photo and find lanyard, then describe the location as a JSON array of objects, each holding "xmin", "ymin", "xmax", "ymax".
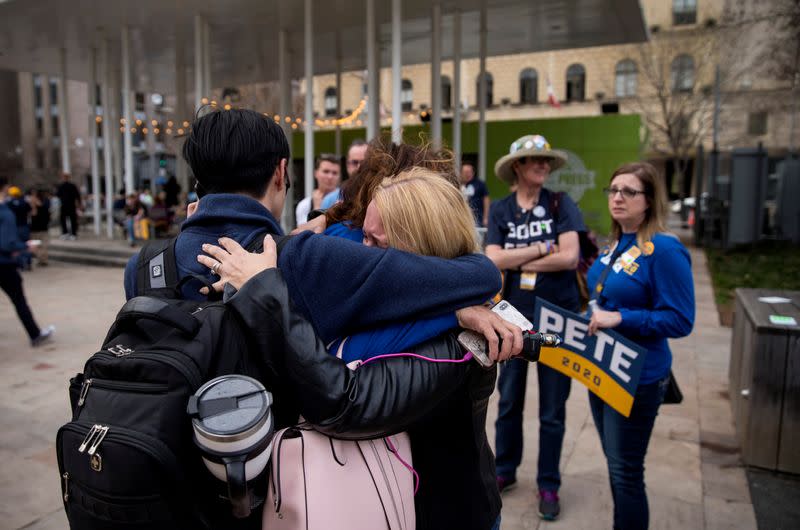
[{"xmin": 592, "ymin": 237, "xmax": 635, "ymax": 306}]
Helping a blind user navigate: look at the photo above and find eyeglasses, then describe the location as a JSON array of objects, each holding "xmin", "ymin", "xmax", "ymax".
[
  {"xmin": 346, "ymin": 159, "xmax": 362, "ymax": 168},
  {"xmin": 603, "ymin": 187, "xmax": 646, "ymax": 199}
]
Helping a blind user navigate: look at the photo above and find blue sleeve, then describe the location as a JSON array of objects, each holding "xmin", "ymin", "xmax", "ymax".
[
  {"xmin": 336, "ymin": 313, "xmax": 459, "ymax": 363},
  {"xmin": 486, "ymin": 201, "xmax": 506, "ymax": 247},
  {"xmin": 278, "ymin": 231, "xmax": 501, "ymax": 343},
  {"xmin": 124, "ymin": 254, "xmax": 138, "ymax": 300},
  {"xmin": 617, "ymin": 238, "xmax": 695, "ymax": 339},
  {"xmin": 0, "ymin": 209, "xmax": 26, "ymax": 254},
  {"xmin": 321, "ymin": 189, "xmax": 341, "ymax": 209},
  {"xmin": 324, "ymin": 222, "xmax": 364, "ymax": 242},
  {"xmin": 556, "ymin": 194, "xmax": 586, "ymax": 235}
]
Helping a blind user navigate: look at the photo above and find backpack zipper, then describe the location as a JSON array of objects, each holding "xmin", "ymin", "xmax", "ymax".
[
  {"xmin": 91, "ymin": 350, "xmax": 203, "ymax": 389},
  {"xmin": 60, "ymin": 420, "xmax": 183, "ymax": 479},
  {"xmin": 77, "ymin": 378, "xmax": 169, "ymax": 408}
]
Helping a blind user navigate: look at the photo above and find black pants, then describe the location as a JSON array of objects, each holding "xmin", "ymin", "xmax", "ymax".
[
  {"xmin": 0, "ymin": 264, "xmax": 40, "ymax": 340},
  {"xmin": 60, "ymin": 209, "xmax": 78, "ymax": 236}
]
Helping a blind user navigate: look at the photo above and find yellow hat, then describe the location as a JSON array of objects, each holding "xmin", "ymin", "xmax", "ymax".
[{"xmin": 7, "ymin": 186, "xmax": 22, "ymax": 198}]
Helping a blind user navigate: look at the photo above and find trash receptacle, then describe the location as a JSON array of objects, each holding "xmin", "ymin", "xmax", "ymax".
[{"xmin": 729, "ymin": 289, "xmax": 800, "ymax": 473}]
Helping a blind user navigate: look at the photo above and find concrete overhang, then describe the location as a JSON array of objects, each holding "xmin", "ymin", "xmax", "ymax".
[{"xmin": 0, "ymin": 0, "xmax": 647, "ymax": 92}]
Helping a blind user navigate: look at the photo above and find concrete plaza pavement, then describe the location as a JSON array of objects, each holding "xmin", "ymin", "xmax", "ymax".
[{"xmin": 0, "ymin": 247, "xmax": 755, "ymax": 529}]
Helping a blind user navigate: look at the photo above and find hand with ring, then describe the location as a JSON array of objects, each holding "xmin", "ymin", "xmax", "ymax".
[{"xmin": 197, "ymin": 234, "xmax": 278, "ymax": 292}]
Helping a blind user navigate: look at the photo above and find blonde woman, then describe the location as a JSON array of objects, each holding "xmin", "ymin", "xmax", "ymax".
[
  {"xmin": 586, "ymin": 162, "xmax": 695, "ymax": 530},
  {"xmin": 202, "ymin": 166, "xmax": 509, "ymax": 530}
]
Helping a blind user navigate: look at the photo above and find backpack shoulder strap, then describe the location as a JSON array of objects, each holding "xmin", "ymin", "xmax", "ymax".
[
  {"xmin": 245, "ymin": 231, "xmax": 294, "ymax": 254},
  {"xmin": 548, "ymin": 191, "xmax": 564, "ymax": 223},
  {"xmin": 135, "ymin": 237, "xmax": 181, "ymax": 298}
]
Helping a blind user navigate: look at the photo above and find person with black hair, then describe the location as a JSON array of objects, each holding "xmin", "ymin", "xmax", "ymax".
[{"xmin": 0, "ymin": 177, "xmax": 55, "ymax": 346}]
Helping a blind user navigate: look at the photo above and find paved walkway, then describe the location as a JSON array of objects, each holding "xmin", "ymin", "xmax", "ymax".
[{"xmin": 0, "ymin": 248, "xmax": 756, "ymax": 529}]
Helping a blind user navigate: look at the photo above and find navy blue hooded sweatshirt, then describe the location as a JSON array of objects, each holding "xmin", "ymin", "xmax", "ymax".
[{"xmin": 124, "ymin": 194, "xmax": 502, "ymax": 343}]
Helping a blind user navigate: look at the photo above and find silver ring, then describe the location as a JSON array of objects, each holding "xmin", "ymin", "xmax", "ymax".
[{"xmin": 211, "ymin": 262, "xmax": 221, "ymax": 275}]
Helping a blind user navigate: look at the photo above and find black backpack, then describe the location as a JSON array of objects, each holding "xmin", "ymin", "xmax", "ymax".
[
  {"xmin": 56, "ymin": 233, "xmax": 286, "ymax": 530},
  {"xmin": 549, "ymin": 192, "xmax": 599, "ymax": 311}
]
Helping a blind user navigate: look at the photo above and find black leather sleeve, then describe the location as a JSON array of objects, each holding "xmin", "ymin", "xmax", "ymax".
[{"xmin": 228, "ymin": 268, "xmax": 476, "ymax": 440}]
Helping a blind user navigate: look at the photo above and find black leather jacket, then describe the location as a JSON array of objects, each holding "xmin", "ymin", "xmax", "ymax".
[{"xmin": 229, "ymin": 268, "xmax": 502, "ymax": 530}]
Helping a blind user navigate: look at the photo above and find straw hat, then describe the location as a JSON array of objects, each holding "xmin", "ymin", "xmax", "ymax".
[{"xmin": 494, "ymin": 134, "xmax": 568, "ymax": 184}]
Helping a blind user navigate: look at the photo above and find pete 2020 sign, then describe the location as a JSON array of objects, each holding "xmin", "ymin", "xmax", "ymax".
[{"xmin": 533, "ymin": 299, "xmax": 647, "ymax": 417}]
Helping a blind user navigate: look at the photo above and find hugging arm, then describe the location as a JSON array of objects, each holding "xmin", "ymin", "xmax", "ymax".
[
  {"xmin": 228, "ymin": 268, "xmax": 475, "ymax": 439},
  {"xmin": 278, "ymin": 232, "xmax": 502, "ymax": 343}
]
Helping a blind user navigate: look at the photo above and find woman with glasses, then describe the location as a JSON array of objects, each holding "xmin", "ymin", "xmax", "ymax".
[
  {"xmin": 586, "ymin": 162, "xmax": 695, "ymax": 530},
  {"xmin": 485, "ymin": 134, "xmax": 588, "ymax": 521}
]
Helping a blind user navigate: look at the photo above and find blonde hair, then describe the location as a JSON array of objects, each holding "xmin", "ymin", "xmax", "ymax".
[
  {"xmin": 372, "ymin": 167, "xmax": 479, "ymax": 259},
  {"xmin": 609, "ymin": 162, "xmax": 668, "ymax": 248}
]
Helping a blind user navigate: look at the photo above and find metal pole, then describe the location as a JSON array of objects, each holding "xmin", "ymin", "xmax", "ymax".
[
  {"xmin": 145, "ymin": 91, "xmax": 158, "ymax": 195},
  {"xmin": 431, "ymin": 1, "xmax": 442, "ymax": 148},
  {"xmin": 334, "ymin": 32, "xmax": 342, "ymax": 157},
  {"xmin": 452, "ymin": 10, "xmax": 462, "ymax": 175},
  {"xmin": 366, "ymin": 0, "xmax": 379, "ymax": 140},
  {"xmin": 58, "ymin": 47, "xmax": 71, "ymax": 173},
  {"xmin": 88, "ymin": 46, "xmax": 101, "ymax": 235},
  {"xmin": 304, "ymin": 0, "xmax": 314, "ymax": 200},
  {"xmin": 101, "ymin": 39, "xmax": 114, "ymax": 238},
  {"xmin": 279, "ymin": 29, "xmax": 295, "ymax": 230},
  {"xmin": 121, "ymin": 25, "xmax": 134, "ymax": 194},
  {"xmin": 478, "ymin": 0, "xmax": 488, "ymax": 182},
  {"xmin": 112, "ymin": 67, "xmax": 123, "ymax": 196},
  {"xmin": 194, "ymin": 14, "xmax": 204, "ymax": 110},
  {"xmin": 203, "ymin": 19, "xmax": 211, "ymax": 100},
  {"xmin": 391, "ymin": 0, "xmax": 402, "ymax": 143},
  {"xmin": 175, "ymin": 26, "xmax": 189, "ymax": 196}
]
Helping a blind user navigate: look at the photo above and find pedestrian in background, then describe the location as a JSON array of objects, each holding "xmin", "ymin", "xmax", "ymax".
[
  {"xmin": 461, "ymin": 161, "xmax": 490, "ymax": 228},
  {"xmin": 55, "ymin": 172, "xmax": 82, "ymax": 240},
  {"xmin": 586, "ymin": 162, "xmax": 695, "ymax": 530},
  {"xmin": 0, "ymin": 177, "xmax": 55, "ymax": 347},
  {"xmin": 486, "ymin": 134, "xmax": 586, "ymax": 521}
]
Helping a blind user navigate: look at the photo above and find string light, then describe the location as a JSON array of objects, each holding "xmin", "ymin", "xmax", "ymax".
[
  {"xmin": 284, "ymin": 116, "xmax": 291, "ymax": 123},
  {"xmin": 201, "ymin": 97, "xmax": 209, "ymax": 105},
  {"xmin": 177, "ymin": 128, "xmax": 185, "ymax": 135},
  {"xmin": 291, "ymin": 123, "xmax": 298, "ymax": 129},
  {"xmin": 151, "ymin": 119, "xmax": 158, "ymax": 126},
  {"xmin": 135, "ymin": 119, "xmax": 143, "ymax": 126},
  {"xmin": 166, "ymin": 128, "xmax": 172, "ymax": 134},
  {"xmin": 224, "ymin": 103, "xmax": 232, "ymax": 110},
  {"xmin": 95, "ymin": 116, "xmax": 102, "ymax": 123},
  {"xmin": 120, "ymin": 118, "xmax": 126, "ymax": 125},
  {"xmin": 154, "ymin": 127, "xmax": 160, "ymax": 134},
  {"xmin": 182, "ymin": 121, "xmax": 190, "ymax": 128},
  {"xmin": 119, "ymin": 126, "xmax": 125, "ymax": 132},
  {"xmin": 142, "ymin": 127, "xmax": 148, "ymax": 134},
  {"xmin": 167, "ymin": 120, "xmax": 174, "ymax": 127},
  {"xmin": 130, "ymin": 127, "xmax": 137, "ymax": 133},
  {"xmin": 273, "ymin": 114, "xmax": 279, "ymax": 121}
]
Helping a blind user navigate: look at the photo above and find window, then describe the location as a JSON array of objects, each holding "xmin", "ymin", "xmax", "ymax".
[
  {"xmin": 519, "ymin": 68, "xmax": 538, "ymax": 104},
  {"xmin": 671, "ymin": 55, "xmax": 695, "ymax": 93},
  {"xmin": 135, "ymin": 92, "xmax": 145, "ymax": 112},
  {"xmin": 441, "ymin": 76, "xmax": 452, "ymax": 109},
  {"xmin": 33, "ymin": 74, "xmax": 43, "ymax": 108},
  {"xmin": 566, "ymin": 64, "xmax": 585, "ymax": 102},
  {"xmin": 324, "ymin": 87, "xmax": 338, "ymax": 117},
  {"xmin": 362, "ymin": 82, "xmax": 368, "ymax": 97},
  {"xmin": 96, "ymin": 84, "xmax": 102, "ymax": 106},
  {"xmin": 476, "ymin": 72, "xmax": 494, "ymax": 107},
  {"xmin": 401, "ymin": 79, "xmax": 413, "ymax": 111},
  {"xmin": 673, "ymin": 0, "xmax": 697, "ymax": 26},
  {"xmin": 49, "ymin": 78, "xmax": 58, "ymax": 105},
  {"xmin": 615, "ymin": 60, "xmax": 638, "ymax": 97},
  {"xmin": 52, "ymin": 115, "xmax": 59, "ymax": 137},
  {"xmin": 36, "ymin": 117, "xmax": 43, "ymax": 138},
  {"xmin": 748, "ymin": 112, "xmax": 768, "ymax": 136}
]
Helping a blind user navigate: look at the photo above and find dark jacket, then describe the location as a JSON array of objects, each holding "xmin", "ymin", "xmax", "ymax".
[
  {"xmin": 229, "ymin": 268, "xmax": 502, "ymax": 530},
  {"xmin": 0, "ymin": 203, "xmax": 28, "ymax": 266},
  {"xmin": 124, "ymin": 194, "xmax": 502, "ymax": 344}
]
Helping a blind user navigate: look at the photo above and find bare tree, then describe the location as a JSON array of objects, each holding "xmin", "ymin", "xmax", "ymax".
[{"xmin": 628, "ymin": 31, "xmax": 722, "ymax": 198}]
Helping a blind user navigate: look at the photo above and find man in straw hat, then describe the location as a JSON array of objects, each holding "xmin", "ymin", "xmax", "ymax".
[{"xmin": 485, "ymin": 134, "xmax": 588, "ymax": 521}]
